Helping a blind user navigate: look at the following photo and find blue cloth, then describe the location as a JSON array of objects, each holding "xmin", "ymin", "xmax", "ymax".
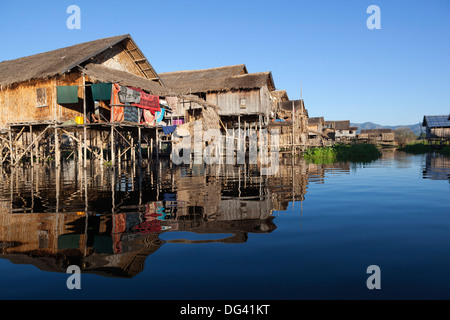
[
  {"xmin": 155, "ymin": 108, "xmax": 165, "ymax": 123},
  {"xmin": 162, "ymin": 126, "xmax": 177, "ymax": 135}
]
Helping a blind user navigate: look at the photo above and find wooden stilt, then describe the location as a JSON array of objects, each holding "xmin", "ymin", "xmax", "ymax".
[
  {"xmin": 55, "ymin": 127, "xmax": 60, "ymax": 168},
  {"xmin": 30, "ymin": 126, "xmax": 34, "ymax": 167},
  {"xmin": 111, "ymin": 125, "xmax": 115, "ymax": 167},
  {"xmin": 138, "ymin": 127, "xmax": 142, "ymax": 167}
]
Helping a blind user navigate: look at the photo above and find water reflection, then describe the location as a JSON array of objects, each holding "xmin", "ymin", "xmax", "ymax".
[
  {"xmin": 423, "ymin": 153, "xmax": 450, "ymax": 181},
  {"xmin": 0, "ymin": 158, "xmax": 350, "ymax": 278}
]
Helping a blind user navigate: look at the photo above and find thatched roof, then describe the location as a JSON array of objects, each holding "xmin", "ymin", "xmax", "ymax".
[
  {"xmin": 179, "ymin": 94, "xmax": 220, "ymax": 111},
  {"xmin": 280, "ymin": 100, "xmax": 305, "ymax": 112},
  {"xmin": 325, "ymin": 120, "xmax": 351, "ymax": 130},
  {"xmin": 271, "ymin": 90, "xmax": 289, "ymax": 102},
  {"xmin": 159, "ymin": 64, "xmax": 248, "ymax": 85},
  {"xmin": 361, "ymin": 129, "xmax": 395, "ymax": 134},
  {"xmin": 82, "ymin": 63, "xmax": 170, "ymax": 96},
  {"xmin": 308, "ymin": 117, "xmax": 325, "ymax": 126},
  {"xmin": 0, "ymin": 34, "xmax": 163, "ymax": 87},
  {"xmin": 157, "ymin": 71, "xmax": 276, "ymax": 95}
]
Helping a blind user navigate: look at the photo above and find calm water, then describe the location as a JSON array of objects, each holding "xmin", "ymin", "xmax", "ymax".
[{"xmin": 0, "ymin": 151, "xmax": 449, "ymax": 300}]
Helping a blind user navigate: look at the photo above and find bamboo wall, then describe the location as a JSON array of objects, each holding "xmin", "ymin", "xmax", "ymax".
[{"xmin": 207, "ymin": 86, "xmax": 273, "ymax": 117}]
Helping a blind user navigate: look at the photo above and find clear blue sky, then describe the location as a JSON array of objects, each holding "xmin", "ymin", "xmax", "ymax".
[{"xmin": 1, "ymin": 0, "xmax": 449, "ymax": 125}]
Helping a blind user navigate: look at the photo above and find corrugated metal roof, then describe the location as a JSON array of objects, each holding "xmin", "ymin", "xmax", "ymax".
[{"xmin": 423, "ymin": 115, "xmax": 450, "ymax": 128}]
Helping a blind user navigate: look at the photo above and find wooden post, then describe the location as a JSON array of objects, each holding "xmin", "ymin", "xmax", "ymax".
[
  {"xmin": 292, "ymin": 100, "xmax": 295, "ymax": 156},
  {"xmin": 111, "ymin": 125, "xmax": 115, "ymax": 167},
  {"xmin": 30, "ymin": 126, "xmax": 34, "ymax": 167},
  {"xmin": 8, "ymin": 128, "xmax": 13, "ymax": 166},
  {"xmin": 83, "ymin": 74, "xmax": 87, "ymax": 168},
  {"xmin": 156, "ymin": 128, "xmax": 160, "ymax": 164},
  {"xmin": 55, "ymin": 127, "xmax": 60, "ymax": 168},
  {"xmin": 138, "ymin": 126, "xmax": 142, "ymax": 167},
  {"xmin": 77, "ymin": 132, "xmax": 83, "ymax": 167},
  {"xmin": 131, "ymin": 135, "xmax": 135, "ymax": 165}
]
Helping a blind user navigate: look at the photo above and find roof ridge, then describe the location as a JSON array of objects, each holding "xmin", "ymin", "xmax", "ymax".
[{"xmin": 159, "ymin": 64, "xmax": 246, "ymax": 75}]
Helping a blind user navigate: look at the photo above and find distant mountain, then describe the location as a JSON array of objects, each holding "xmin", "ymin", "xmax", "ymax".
[{"xmin": 351, "ymin": 122, "xmax": 424, "ymax": 136}]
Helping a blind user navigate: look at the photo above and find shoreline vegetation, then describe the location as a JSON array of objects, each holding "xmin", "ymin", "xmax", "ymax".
[
  {"xmin": 398, "ymin": 142, "xmax": 450, "ymax": 157},
  {"xmin": 303, "ymin": 144, "xmax": 382, "ymax": 164}
]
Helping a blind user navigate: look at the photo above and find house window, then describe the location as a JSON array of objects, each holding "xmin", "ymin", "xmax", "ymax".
[
  {"xmin": 36, "ymin": 88, "xmax": 47, "ymax": 108},
  {"xmin": 240, "ymin": 98, "xmax": 247, "ymax": 109}
]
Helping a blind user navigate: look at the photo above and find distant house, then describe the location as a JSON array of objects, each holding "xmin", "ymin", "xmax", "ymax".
[
  {"xmin": 159, "ymin": 65, "xmax": 276, "ymax": 129},
  {"xmin": 358, "ymin": 129, "xmax": 395, "ymax": 144},
  {"xmin": 324, "ymin": 121, "xmax": 358, "ymax": 141},
  {"xmin": 268, "ymin": 99, "xmax": 309, "ymax": 151},
  {"xmin": 307, "ymin": 117, "xmax": 325, "ymax": 137},
  {"xmin": 307, "ymin": 117, "xmax": 326, "ymax": 146},
  {"xmin": 422, "ymin": 115, "xmax": 450, "ymax": 139}
]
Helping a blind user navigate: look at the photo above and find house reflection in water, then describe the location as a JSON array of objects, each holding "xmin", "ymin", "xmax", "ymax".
[
  {"xmin": 0, "ymin": 159, "xmax": 350, "ymax": 278},
  {"xmin": 423, "ymin": 153, "xmax": 450, "ymax": 181}
]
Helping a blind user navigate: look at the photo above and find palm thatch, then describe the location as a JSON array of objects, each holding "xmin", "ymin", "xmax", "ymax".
[
  {"xmin": 280, "ymin": 100, "xmax": 305, "ymax": 112},
  {"xmin": 361, "ymin": 129, "xmax": 395, "ymax": 134},
  {"xmin": 158, "ymin": 71, "xmax": 276, "ymax": 95},
  {"xmin": 0, "ymin": 34, "xmax": 162, "ymax": 88},
  {"xmin": 81, "ymin": 63, "xmax": 170, "ymax": 96},
  {"xmin": 271, "ymin": 90, "xmax": 289, "ymax": 102},
  {"xmin": 308, "ymin": 117, "xmax": 325, "ymax": 126},
  {"xmin": 325, "ymin": 120, "xmax": 351, "ymax": 130},
  {"xmin": 159, "ymin": 64, "xmax": 248, "ymax": 85}
]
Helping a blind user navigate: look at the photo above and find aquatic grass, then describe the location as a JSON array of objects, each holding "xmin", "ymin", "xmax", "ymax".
[
  {"xmin": 399, "ymin": 142, "xmax": 450, "ymax": 157},
  {"xmin": 398, "ymin": 142, "xmax": 433, "ymax": 154},
  {"xmin": 304, "ymin": 144, "xmax": 382, "ymax": 164}
]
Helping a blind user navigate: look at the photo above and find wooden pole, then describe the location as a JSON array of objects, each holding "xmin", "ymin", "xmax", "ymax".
[
  {"xmin": 30, "ymin": 126, "xmax": 34, "ymax": 167},
  {"xmin": 83, "ymin": 75, "xmax": 87, "ymax": 168},
  {"xmin": 292, "ymin": 100, "xmax": 295, "ymax": 156},
  {"xmin": 55, "ymin": 127, "xmax": 60, "ymax": 168},
  {"xmin": 111, "ymin": 125, "xmax": 115, "ymax": 167},
  {"xmin": 138, "ymin": 126, "xmax": 142, "ymax": 167},
  {"xmin": 8, "ymin": 128, "xmax": 13, "ymax": 166}
]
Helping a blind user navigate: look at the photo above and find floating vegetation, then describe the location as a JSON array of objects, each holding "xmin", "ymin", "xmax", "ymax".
[{"xmin": 303, "ymin": 144, "xmax": 382, "ymax": 164}]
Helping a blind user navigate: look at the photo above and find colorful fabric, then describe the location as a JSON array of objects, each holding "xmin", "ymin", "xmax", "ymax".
[
  {"xmin": 155, "ymin": 108, "xmax": 165, "ymax": 124},
  {"xmin": 131, "ymin": 88, "xmax": 161, "ymax": 114},
  {"xmin": 166, "ymin": 96, "xmax": 178, "ymax": 109},
  {"xmin": 162, "ymin": 126, "xmax": 177, "ymax": 135},
  {"xmin": 57, "ymin": 86, "xmax": 79, "ymax": 104},
  {"xmin": 111, "ymin": 84, "xmax": 124, "ymax": 123},
  {"xmin": 91, "ymin": 83, "xmax": 112, "ymax": 101},
  {"xmin": 118, "ymin": 86, "xmax": 141, "ymax": 104},
  {"xmin": 173, "ymin": 119, "xmax": 185, "ymax": 126},
  {"xmin": 124, "ymin": 105, "xmax": 141, "ymax": 123},
  {"xmin": 143, "ymin": 110, "xmax": 155, "ymax": 125}
]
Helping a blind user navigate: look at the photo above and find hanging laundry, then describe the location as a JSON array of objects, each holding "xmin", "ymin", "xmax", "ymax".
[
  {"xmin": 166, "ymin": 96, "xmax": 178, "ymax": 110},
  {"xmin": 111, "ymin": 84, "xmax": 124, "ymax": 123},
  {"xmin": 124, "ymin": 105, "xmax": 141, "ymax": 123},
  {"xmin": 91, "ymin": 83, "xmax": 112, "ymax": 101},
  {"xmin": 162, "ymin": 126, "xmax": 177, "ymax": 136},
  {"xmin": 118, "ymin": 86, "xmax": 141, "ymax": 104},
  {"xmin": 173, "ymin": 119, "xmax": 185, "ymax": 126},
  {"xmin": 57, "ymin": 86, "xmax": 79, "ymax": 104},
  {"xmin": 143, "ymin": 110, "xmax": 156, "ymax": 125},
  {"xmin": 130, "ymin": 87, "xmax": 161, "ymax": 114},
  {"xmin": 155, "ymin": 108, "xmax": 165, "ymax": 124}
]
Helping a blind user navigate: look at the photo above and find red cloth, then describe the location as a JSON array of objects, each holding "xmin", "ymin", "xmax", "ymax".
[
  {"xmin": 130, "ymin": 87, "xmax": 161, "ymax": 114},
  {"xmin": 111, "ymin": 84, "xmax": 124, "ymax": 123}
]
